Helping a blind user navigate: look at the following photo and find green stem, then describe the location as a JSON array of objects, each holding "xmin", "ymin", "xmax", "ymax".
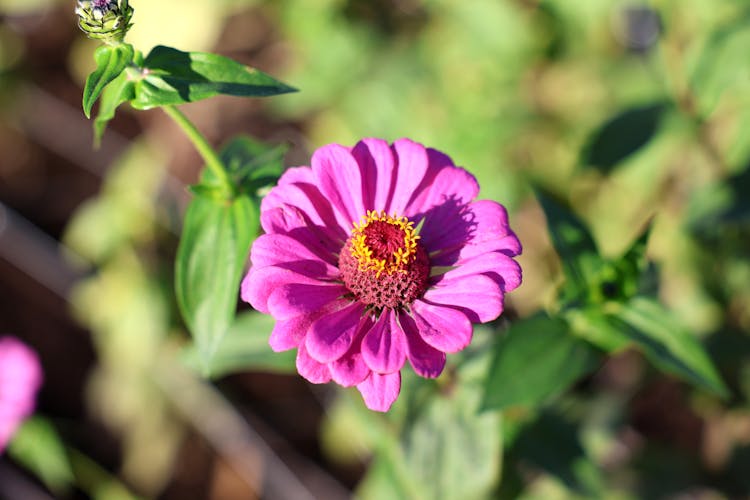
[{"xmin": 162, "ymin": 105, "xmax": 232, "ymax": 194}]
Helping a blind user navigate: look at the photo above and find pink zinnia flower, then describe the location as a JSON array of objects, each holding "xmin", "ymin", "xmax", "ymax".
[
  {"xmin": 241, "ymin": 138, "xmax": 522, "ymax": 411},
  {"xmin": 0, "ymin": 336, "xmax": 43, "ymax": 452}
]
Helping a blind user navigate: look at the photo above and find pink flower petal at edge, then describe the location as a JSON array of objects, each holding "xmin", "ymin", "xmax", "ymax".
[
  {"xmin": 423, "ymin": 199, "xmax": 520, "ymax": 257},
  {"xmin": 388, "ymin": 139, "xmax": 430, "ymax": 216},
  {"xmin": 261, "ymin": 174, "xmax": 348, "ymax": 240},
  {"xmin": 357, "ymin": 371, "xmax": 401, "ymax": 412},
  {"xmin": 296, "ymin": 343, "xmax": 331, "ymax": 384},
  {"xmin": 351, "ymin": 138, "xmax": 396, "ymax": 212},
  {"xmin": 399, "ymin": 311, "xmax": 446, "ymax": 378},
  {"xmin": 250, "ymin": 233, "xmax": 338, "ymax": 277},
  {"xmin": 267, "ymin": 283, "xmax": 348, "ymax": 320},
  {"xmin": 361, "ymin": 311, "xmax": 407, "ymax": 374},
  {"xmin": 306, "ymin": 302, "xmax": 366, "ymax": 363},
  {"xmin": 241, "ymin": 266, "xmax": 344, "ymax": 316},
  {"xmin": 411, "ymin": 300, "xmax": 473, "ymax": 353},
  {"xmin": 423, "ymin": 273, "xmax": 504, "ymax": 323},
  {"xmin": 431, "ymin": 251, "xmax": 522, "ymax": 293},
  {"xmin": 405, "ymin": 164, "xmax": 479, "ymax": 219},
  {"xmin": 0, "ymin": 337, "xmax": 42, "ymax": 453},
  {"xmin": 312, "ymin": 144, "xmax": 366, "ymax": 228},
  {"xmin": 330, "ymin": 337, "xmax": 371, "ymax": 387},
  {"xmin": 260, "ymin": 206, "xmax": 342, "ymax": 257}
]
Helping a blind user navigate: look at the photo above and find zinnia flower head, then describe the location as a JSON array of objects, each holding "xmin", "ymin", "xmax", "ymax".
[
  {"xmin": 241, "ymin": 138, "xmax": 522, "ymax": 411},
  {"xmin": 0, "ymin": 336, "xmax": 43, "ymax": 452}
]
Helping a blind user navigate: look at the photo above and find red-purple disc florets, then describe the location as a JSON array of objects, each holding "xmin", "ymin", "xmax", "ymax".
[{"xmin": 338, "ymin": 211, "xmax": 430, "ymax": 309}]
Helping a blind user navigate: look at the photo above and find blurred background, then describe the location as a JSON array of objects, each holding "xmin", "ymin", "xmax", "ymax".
[{"xmin": 1, "ymin": 0, "xmax": 750, "ymax": 498}]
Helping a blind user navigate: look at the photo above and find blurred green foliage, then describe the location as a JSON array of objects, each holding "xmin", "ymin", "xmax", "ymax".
[{"xmin": 3, "ymin": 0, "xmax": 750, "ymax": 498}]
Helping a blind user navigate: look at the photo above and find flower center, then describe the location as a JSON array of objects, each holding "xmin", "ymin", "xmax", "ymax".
[{"xmin": 339, "ymin": 211, "xmax": 430, "ymax": 310}]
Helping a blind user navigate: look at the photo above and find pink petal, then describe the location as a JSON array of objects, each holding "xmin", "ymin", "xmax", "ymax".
[
  {"xmin": 268, "ymin": 299, "xmax": 351, "ymax": 352},
  {"xmin": 356, "ymin": 371, "xmax": 401, "ymax": 412},
  {"xmin": 389, "ymin": 139, "xmax": 430, "ymax": 215},
  {"xmin": 351, "ymin": 138, "xmax": 397, "ymax": 212},
  {"xmin": 431, "ymin": 251, "xmax": 522, "ymax": 293},
  {"xmin": 260, "ymin": 206, "xmax": 343, "ymax": 256},
  {"xmin": 261, "ymin": 177, "xmax": 348, "ymax": 239},
  {"xmin": 277, "ymin": 166, "xmax": 315, "ymax": 186},
  {"xmin": 267, "ymin": 282, "xmax": 347, "ymax": 320},
  {"xmin": 411, "ymin": 300, "xmax": 473, "ymax": 353},
  {"xmin": 423, "ymin": 274, "xmax": 504, "ymax": 323},
  {"xmin": 361, "ymin": 311, "xmax": 407, "ymax": 374},
  {"xmin": 399, "ymin": 311, "xmax": 446, "ymax": 378},
  {"xmin": 422, "ymin": 199, "xmax": 519, "ymax": 256},
  {"xmin": 419, "ymin": 202, "xmax": 472, "ymax": 251},
  {"xmin": 330, "ymin": 338, "xmax": 371, "ymax": 387},
  {"xmin": 312, "ymin": 144, "xmax": 366, "ymax": 229},
  {"xmin": 405, "ymin": 165, "xmax": 479, "ymax": 219},
  {"xmin": 241, "ymin": 266, "xmax": 342, "ymax": 316},
  {"xmin": 306, "ymin": 302, "xmax": 366, "ymax": 363},
  {"xmin": 250, "ymin": 233, "xmax": 338, "ymax": 277},
  {"xmin": 296, "ymin": 343, "xmax": 331, "ymax": 383},
  {"xmin": 431, "ymin": 234, "xmax": 522, "ymax": 267},
  {"xmin": 269, "ymin": 314, "xmax": 313, "ymax": 352},
  {"xmin": 0, "ymin": 420, "xmax": 20, "ymax": 452}
]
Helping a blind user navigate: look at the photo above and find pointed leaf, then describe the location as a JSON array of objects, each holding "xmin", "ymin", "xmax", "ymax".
[
  {"xmin": 482, "ymin": 314, "xmax": 600, "ymax": 411},
  {"xmin": 131, "ymin": 46, "xmax": 296, "ymax": 109},
  {"xmin": 536, "ymin": 189, "xmax": 603, "ymax": 304},
  {"xmin": 581, "ymin": 103, "xmax": 667, "ymax": 173},
  {"xmin": 612, "ymin": 297, "xmax": 729, "ymax": 397},
  {"xmin": 83, "ymin": 43, "xmax": 134, "ymax": 118},
  {"xmin": 93, "ymin": 68, "xmax": 136, "ymax": 146},
  {"xmin": 175, "ymin": 193, "xmax": 258, "ymax": 365}
]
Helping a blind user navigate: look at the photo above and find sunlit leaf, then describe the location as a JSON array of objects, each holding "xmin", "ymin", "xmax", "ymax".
[
  {"xmin": 130, "ymin": 46, "xmax": 296, "ymax": 109},
  {"xmin": 93, "ymin": 69, "xmax": 135, "ymax": 146},
  {"xmin": 402, "ymin": 384, "xmax": 502, "ymax": 500},
  {"xmin": 175, "ymin": 193, "xmax": 257, "ymax": 367},
  {"xmin": 481, "ymin": 314, "xmax": 600, "ymax": 411},
  {"xmin": 83, "ymin": 43, "xmax": 134, "ymax": 118}
]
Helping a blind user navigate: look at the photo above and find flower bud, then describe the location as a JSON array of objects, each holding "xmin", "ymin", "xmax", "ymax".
[{"xmin": 75, "ymin": 0, "xmax": 134, "ymax": 43}]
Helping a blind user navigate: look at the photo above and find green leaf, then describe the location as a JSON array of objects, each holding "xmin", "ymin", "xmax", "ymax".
[
  {"xmin": 690, "ymin": 10, "xmax": 750, "ymax": 116},
  {"xmin": 181, "ymin": 310, "xmax": 296, "ymax": 377},
  {"xmin": 566, "ymin": 307, "xmax": 631, "ymax": 352},
  {"xmin": 7, "ymin": 417, "xmax": 74, "ymax": 495},
  {"xmin": 82, "ymin": 43, "xmax": 134, "ymax": 118},
  {"xmin": 401, "ymin": 384, "xmax": 502, "ymax": 500},
  {"xmin": 175, "ymin": 193, "xmax": 258, "ymax": 367},
  {"xmin": 93, "ymin": 68, "xmax": 136, "ymax": 146},
  {"xmin": 536, "ymin": 189, "xmax": 603, "ymax": 305},
  {"xmin": 219, "ymin": 136, "xmax": 287, "ymax": 193},
  {"xmin": 611, "ymin": 297, "xmax": 729, "ymax": 397},
  {"xmin": 131, "ymin": 45, "xmax": 296, "ymax": 110},
  {"xmin": 581, "ymin": 103, "xmax": 667, "ymax": 173},
  {"xmin": 512, "ymin": 411, "xmax": 604, "ymax": 495},
  {"xmin": 481, "ymin": 314, "xmax": 600, "ymax": 411},
  {"xmin": 357, "ymin": 455, "xmax": 412, "ymax": 500}
]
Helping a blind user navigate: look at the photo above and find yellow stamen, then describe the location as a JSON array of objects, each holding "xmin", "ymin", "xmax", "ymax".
[{"xmin": 349, "ymin": 210, "xmax": 421, "ymax": 277}]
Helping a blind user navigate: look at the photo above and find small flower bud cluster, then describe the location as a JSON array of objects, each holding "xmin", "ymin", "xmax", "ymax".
[{"xmin": 75, "ymin": 0, "xmax": 134, "ymax": 43}]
